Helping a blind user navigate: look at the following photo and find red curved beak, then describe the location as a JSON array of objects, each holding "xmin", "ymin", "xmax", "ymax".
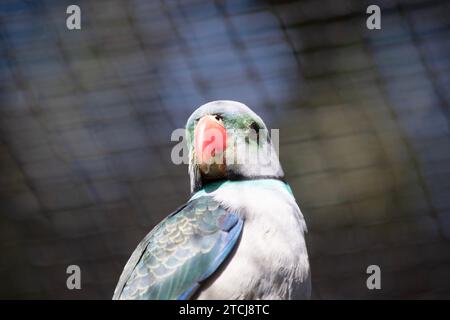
[{"xmin": 194, "ymin": 115, "xmax": 227, "ymax": 166}]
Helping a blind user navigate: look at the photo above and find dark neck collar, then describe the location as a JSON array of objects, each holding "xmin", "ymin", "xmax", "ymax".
[{"xmin": 192, "ymin": 174, "xmax": 286, "ymax": 194}]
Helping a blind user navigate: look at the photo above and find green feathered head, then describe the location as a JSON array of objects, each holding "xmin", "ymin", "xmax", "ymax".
[{"xmin": 186, "ymin": 100, "xmax": 284, "ymax": 193}]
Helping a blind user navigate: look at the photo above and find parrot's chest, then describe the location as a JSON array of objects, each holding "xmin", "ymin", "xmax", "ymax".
[{"xmin": 194, "ymin": 180, "xmax": 311, "ymax": 300}]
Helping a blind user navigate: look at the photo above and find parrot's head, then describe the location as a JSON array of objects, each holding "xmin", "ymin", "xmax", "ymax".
[{"xmin": 186, "ymin": 100, "xmax": 284, "ymax": 193}]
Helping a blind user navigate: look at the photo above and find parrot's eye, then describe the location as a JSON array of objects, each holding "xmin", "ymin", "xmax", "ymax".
[
  {"xmin": 250, "ymin": 121, "xmax": 260, "ymax": 133},
  {"xmin": 214, "ymin": 114, "xmax": 223, "ymax": 122},
  {"xmin": 249, "ymin": 121, "xmax": 260, "ymax": 144}
]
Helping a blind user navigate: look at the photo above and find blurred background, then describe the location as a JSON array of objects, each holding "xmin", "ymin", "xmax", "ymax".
[{"xmin": 0, "ymin": 0, "xmax": 449, "ymax": 299}]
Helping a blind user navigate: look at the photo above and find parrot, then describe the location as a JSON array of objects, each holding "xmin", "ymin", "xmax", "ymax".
[{"xmin": 112, "ymin": 100, "xmax": 311, "ymax": 300}]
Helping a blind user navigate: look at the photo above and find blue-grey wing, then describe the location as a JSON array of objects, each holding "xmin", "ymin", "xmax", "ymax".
[{"xmin": 112, "ymin": 196, "xmax": 243, "ymax": 300}]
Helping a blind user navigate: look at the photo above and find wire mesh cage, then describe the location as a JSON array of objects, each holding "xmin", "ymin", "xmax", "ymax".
[{"xmin": 0, "ymin": 0, "xmax": 449, "ymax": 299}]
